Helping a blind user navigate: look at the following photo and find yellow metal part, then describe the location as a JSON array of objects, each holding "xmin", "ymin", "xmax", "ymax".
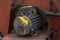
[
  {"xmin": 18, "ymin": 16, "xmax": 29, "ymax": 26},
  {"xmin": 18, "ymin": 16, "xmax": 29, "ymax": 34}
]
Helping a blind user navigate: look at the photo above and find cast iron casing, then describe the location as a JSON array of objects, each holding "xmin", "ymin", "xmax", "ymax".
[{"xmin": 13, "ymin": 6, "xmax": 47, "ymax": 36}]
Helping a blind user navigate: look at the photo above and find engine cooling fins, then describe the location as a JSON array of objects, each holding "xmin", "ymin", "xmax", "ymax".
[{"xmin": 13, "ymin": 6, "xmax": 48, "ymax": 36}]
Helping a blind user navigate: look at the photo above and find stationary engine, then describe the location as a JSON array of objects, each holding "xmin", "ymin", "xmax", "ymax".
[{"xmin": 13, "ymin": 6, "xmax": 48, "ymax": 36}]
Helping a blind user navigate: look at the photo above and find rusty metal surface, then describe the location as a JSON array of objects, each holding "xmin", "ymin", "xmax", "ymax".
[
  {"xmin": 3, "ymin": 27, "xmax": 48, "ymax": 40},
  {"xmin": 0, "ymin": 0, "xmax": 11, "ymax": 36}
]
